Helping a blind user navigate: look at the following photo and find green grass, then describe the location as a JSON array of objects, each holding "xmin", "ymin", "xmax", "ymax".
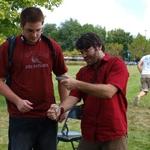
[{"xmin": 0, "ymin": 64, "xmax": 150, "ymax": 150}]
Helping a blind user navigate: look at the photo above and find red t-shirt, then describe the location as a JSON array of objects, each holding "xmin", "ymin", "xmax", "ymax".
[
  {"xmin": 0, "ymin": 35, "xmax": 67, "ymax": 118},
  {"xmin": 70, "ymin": 53, "xmax": 129, "ymax": 142}
]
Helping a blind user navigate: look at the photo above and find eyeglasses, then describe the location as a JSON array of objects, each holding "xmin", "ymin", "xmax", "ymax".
[{"xmin": 80, "ymin": 47, "xmax": 96, "ymax": 56}]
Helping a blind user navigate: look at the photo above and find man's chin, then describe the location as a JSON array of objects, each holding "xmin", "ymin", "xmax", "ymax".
[
  {"xmin": 86, "ymin": 61, "xmax": 98, "ymax": 66},
  {"xmin": 28, "ymin": 39, "xmax": 38, "ymax": 45},
  {"xmin": 86, "ymin": 62, "xmax": 94, "ymax": 66}
]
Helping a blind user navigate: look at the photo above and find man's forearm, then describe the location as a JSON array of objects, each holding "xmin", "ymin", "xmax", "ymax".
[
  {"xmin": 76, "ymin": 80, "xmax": 117, "ymax": 99},
  {"xmin": 60, "ymin": 96, "xmax": 79, "ymax": 112},
  {"xmin": 58, "ymin": 81, "xmax": 69, "ymax": 102},
  {"xmin": 0, "ymin": 79, "xmax": 20, "ymax": 105}
]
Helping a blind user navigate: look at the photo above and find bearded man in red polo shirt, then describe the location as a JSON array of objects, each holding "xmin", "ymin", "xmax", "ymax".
[{"xmin": 47, "ymin": 32, "xmax": 129, "ymax": 150}]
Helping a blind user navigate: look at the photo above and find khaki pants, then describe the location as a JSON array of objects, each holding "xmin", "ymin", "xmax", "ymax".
[
  {"xmin": 141, "ymin": 75, "xmax": 150, "ymax": 92},
  {"xmin": 78, "ymin": 135, "xmax": 127, "ymax": 150}
]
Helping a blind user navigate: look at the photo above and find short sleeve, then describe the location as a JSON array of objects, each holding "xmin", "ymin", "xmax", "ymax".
[
  {"xmin": 50, "ymin": 39, "xmax": 68, "ymax": 75},
  {"xmin": 0, "ymin": 41, "xmax": 9, "ymax": 78},
  {"xmin": 106, "ymin": 58, "xmax": 129, "ymax": 93}
]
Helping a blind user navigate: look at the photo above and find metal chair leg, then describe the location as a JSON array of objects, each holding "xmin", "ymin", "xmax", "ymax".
[{"xmin": 71, "ymin": 141, "xmax": 76, "ymax": 150}]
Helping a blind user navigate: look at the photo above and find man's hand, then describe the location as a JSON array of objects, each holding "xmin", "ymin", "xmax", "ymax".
[
  {"xmin": 16, "ymin": 99, "xmax": 33, "ymax": 113},
  {"xmin": 61, "ymin": 77, "xmax": 78, "ymax": 90},
  {"xmin": 47, "ymin": 104, "xmax": 61, "ymax": 121},
  {"xmin": 47, "ymin": 104, "xmax": 67, "ymax": 122}
]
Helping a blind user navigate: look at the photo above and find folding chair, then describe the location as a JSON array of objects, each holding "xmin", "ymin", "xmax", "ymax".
[{"xmin": 57, "ymin": 105, "xmax": 82, "ymax": 150}]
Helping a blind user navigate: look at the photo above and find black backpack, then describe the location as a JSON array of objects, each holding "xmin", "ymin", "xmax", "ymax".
[{"xmin": 6, "ymin": 35, "xmax": 56, "ymax": 86}]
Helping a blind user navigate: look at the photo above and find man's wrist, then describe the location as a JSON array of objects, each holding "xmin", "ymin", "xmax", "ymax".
[
  {"xmin": 59, "ymin": 106, "xmax": 65, "ymax": 115},
  {"xmin": 58, "ymin": 106, "xmax": 65, "ymax": 121}
]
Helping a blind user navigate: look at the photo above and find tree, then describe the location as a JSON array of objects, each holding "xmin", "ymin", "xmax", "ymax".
[
  {"xmin": 0, "ymin": 0, "xmax": 63, "ymax": 39},
  {"xmin": 106, "ymin": 29, "xmax": 133, "ymax": 48},
  {"xmin": 81, "ymin": 24, "xmax": 106, "ymax": 42},
  {"xmin": 43, "ymin": 23, "xmax": 59, "ymax": 40},
  {"xmin": 129, "ymin": 34, "xmax": 150, "ymax": 61},
  {"xmin": 58, "ymin": 18, "xmax": 82, "ymax": 50},
  {"xmin": 42, "ymin": 19, "xmax": 106, "ymax": 51},
  {"xmin": 106, "ymin": 43, "xmax": 123, "ymax": 57},
  {"xmin": 106, "ymin": 29, "xmax": 133, "ymax": 59}
]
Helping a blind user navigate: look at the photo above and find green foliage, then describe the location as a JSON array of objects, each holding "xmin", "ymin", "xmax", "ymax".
[
  {"xmin": 106, "ymin": 43, "xmax": 123, "ymax": 57},
  {"xmin": 0, "ymin": 0, "xmax": 20, "ymax": 37},
  {"xmin": 129, "ymin": 34, "xmax": 150, "ymax": 61},
  {"xmin": 0, "ymin": 34, "xmax": 6, "ymax": 44},
  {"xmin": 43, "ymin": 21, "xmax": 150, "ymax": 61},
  {"xmin": 58, "ymin": 18, "xmax": 82, "ymax": 50},
  {"xmin": 43, "ymin": 21, "xmax": 139, "ymax": 60},
  {"xmin": 43, "ymin": 23, "xmax": 59, "ymax": 40},
  {"xmin": 43, "ymin": 19, "xmax": 106, "ymax": 51},
  {"xmin": 106, "ymin": 29, "xmax": 133, "ymax": 58},
  {"xmin": 106, "ymin": 28, "xmax": 133, "ymax": 47},
  {"xmin": 81, "ymin": 24, "xmax": 106, "ymax": 42},
  {"xmin": 43, "ymin": 22, "xmax": 150, "ymax": 61}
]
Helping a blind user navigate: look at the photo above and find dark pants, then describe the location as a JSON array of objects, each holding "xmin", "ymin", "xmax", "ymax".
[{"xmin": 8, "ymin": 117, "xmax": 57, "ymax": 150}]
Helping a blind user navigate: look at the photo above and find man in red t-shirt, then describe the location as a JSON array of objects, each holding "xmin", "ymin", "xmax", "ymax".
[
  {"xmin": 47, "ymin": 32, "xmax": 129, "ymax": 150},
  {"xmin": 0, "ymin": 7, "xmax": 68, "ymax": 150}
]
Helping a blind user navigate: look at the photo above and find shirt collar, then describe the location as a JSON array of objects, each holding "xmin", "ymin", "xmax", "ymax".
[{"xmin": 102, "ymin": 53, "xmax": 111, "ymax": 62}]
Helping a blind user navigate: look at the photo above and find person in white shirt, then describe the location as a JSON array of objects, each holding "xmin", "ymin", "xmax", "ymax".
[{"xmin": 133, "ymin": 54, "xmax": 150, "ymax": 106}]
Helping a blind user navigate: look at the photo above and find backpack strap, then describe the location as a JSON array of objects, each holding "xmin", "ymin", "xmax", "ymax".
[
  {"xmin": 6, "ymin": 36, "xmax": 16, "ymax": 86},
  {"xmin": 41, "ymin": 34, "xmax": 56, "ymax": 59},
  {"xmin": 41, "ymin": 34, "xmax": 56, "ymax": 69}
]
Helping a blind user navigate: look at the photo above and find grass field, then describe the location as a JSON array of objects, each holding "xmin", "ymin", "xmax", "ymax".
[{"xmin": 0, "ymin": 65, "xmax": 150, "ymax": 150}]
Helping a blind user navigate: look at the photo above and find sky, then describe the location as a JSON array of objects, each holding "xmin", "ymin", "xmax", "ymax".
[{"xmin": 43, "ymin": 0, "xmax": 150, "ymax": 38}]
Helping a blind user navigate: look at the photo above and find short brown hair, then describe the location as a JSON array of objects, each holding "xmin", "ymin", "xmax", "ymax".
[{"xmin": 20, "ymin": 7, "xmax": 44, "ymax": 26}]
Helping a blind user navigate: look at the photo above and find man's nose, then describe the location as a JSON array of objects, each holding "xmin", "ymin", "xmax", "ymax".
[{"xmin": 32, "ymin": 32, "xmax": 38, "ymax": 37}]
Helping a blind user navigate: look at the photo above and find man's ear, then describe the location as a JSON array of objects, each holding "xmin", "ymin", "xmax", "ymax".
[
  {"xmin": 98, "ymin": 46, "xmax": 105, "ymax": 58},
  {"xmin": 99, "ymin": 46, "xmax": 102, "ymax": 51},
  {"xmin": 96, "ymin": 46, "xmax": 102, "ymax": 51}
]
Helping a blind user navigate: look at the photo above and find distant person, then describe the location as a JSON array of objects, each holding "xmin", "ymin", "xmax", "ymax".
[
  {"xmin": 0, "ymin": 7, "xmax": 68, "ymax": 150},
  {"xmin": 133, "ymin": 54, "xmax": 150, "ymax": 106},
  {"xmin": 47, "ymin": 32, "xmax": 129, "ymax": 150}
]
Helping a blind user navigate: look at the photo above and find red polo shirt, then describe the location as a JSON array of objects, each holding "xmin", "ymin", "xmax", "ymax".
[
  {"xmin": 0, "ymin": 35, "xmax": 67, "ymax": 118},
  {"xmin": 70, "ymin": 54, "xmax": 129, "ymax": 142}
]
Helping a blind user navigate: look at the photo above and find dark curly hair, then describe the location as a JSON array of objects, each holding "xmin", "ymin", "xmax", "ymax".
[{"xmin": 76, "ymin": 32, "xmax": 105, "ymax": 52}]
